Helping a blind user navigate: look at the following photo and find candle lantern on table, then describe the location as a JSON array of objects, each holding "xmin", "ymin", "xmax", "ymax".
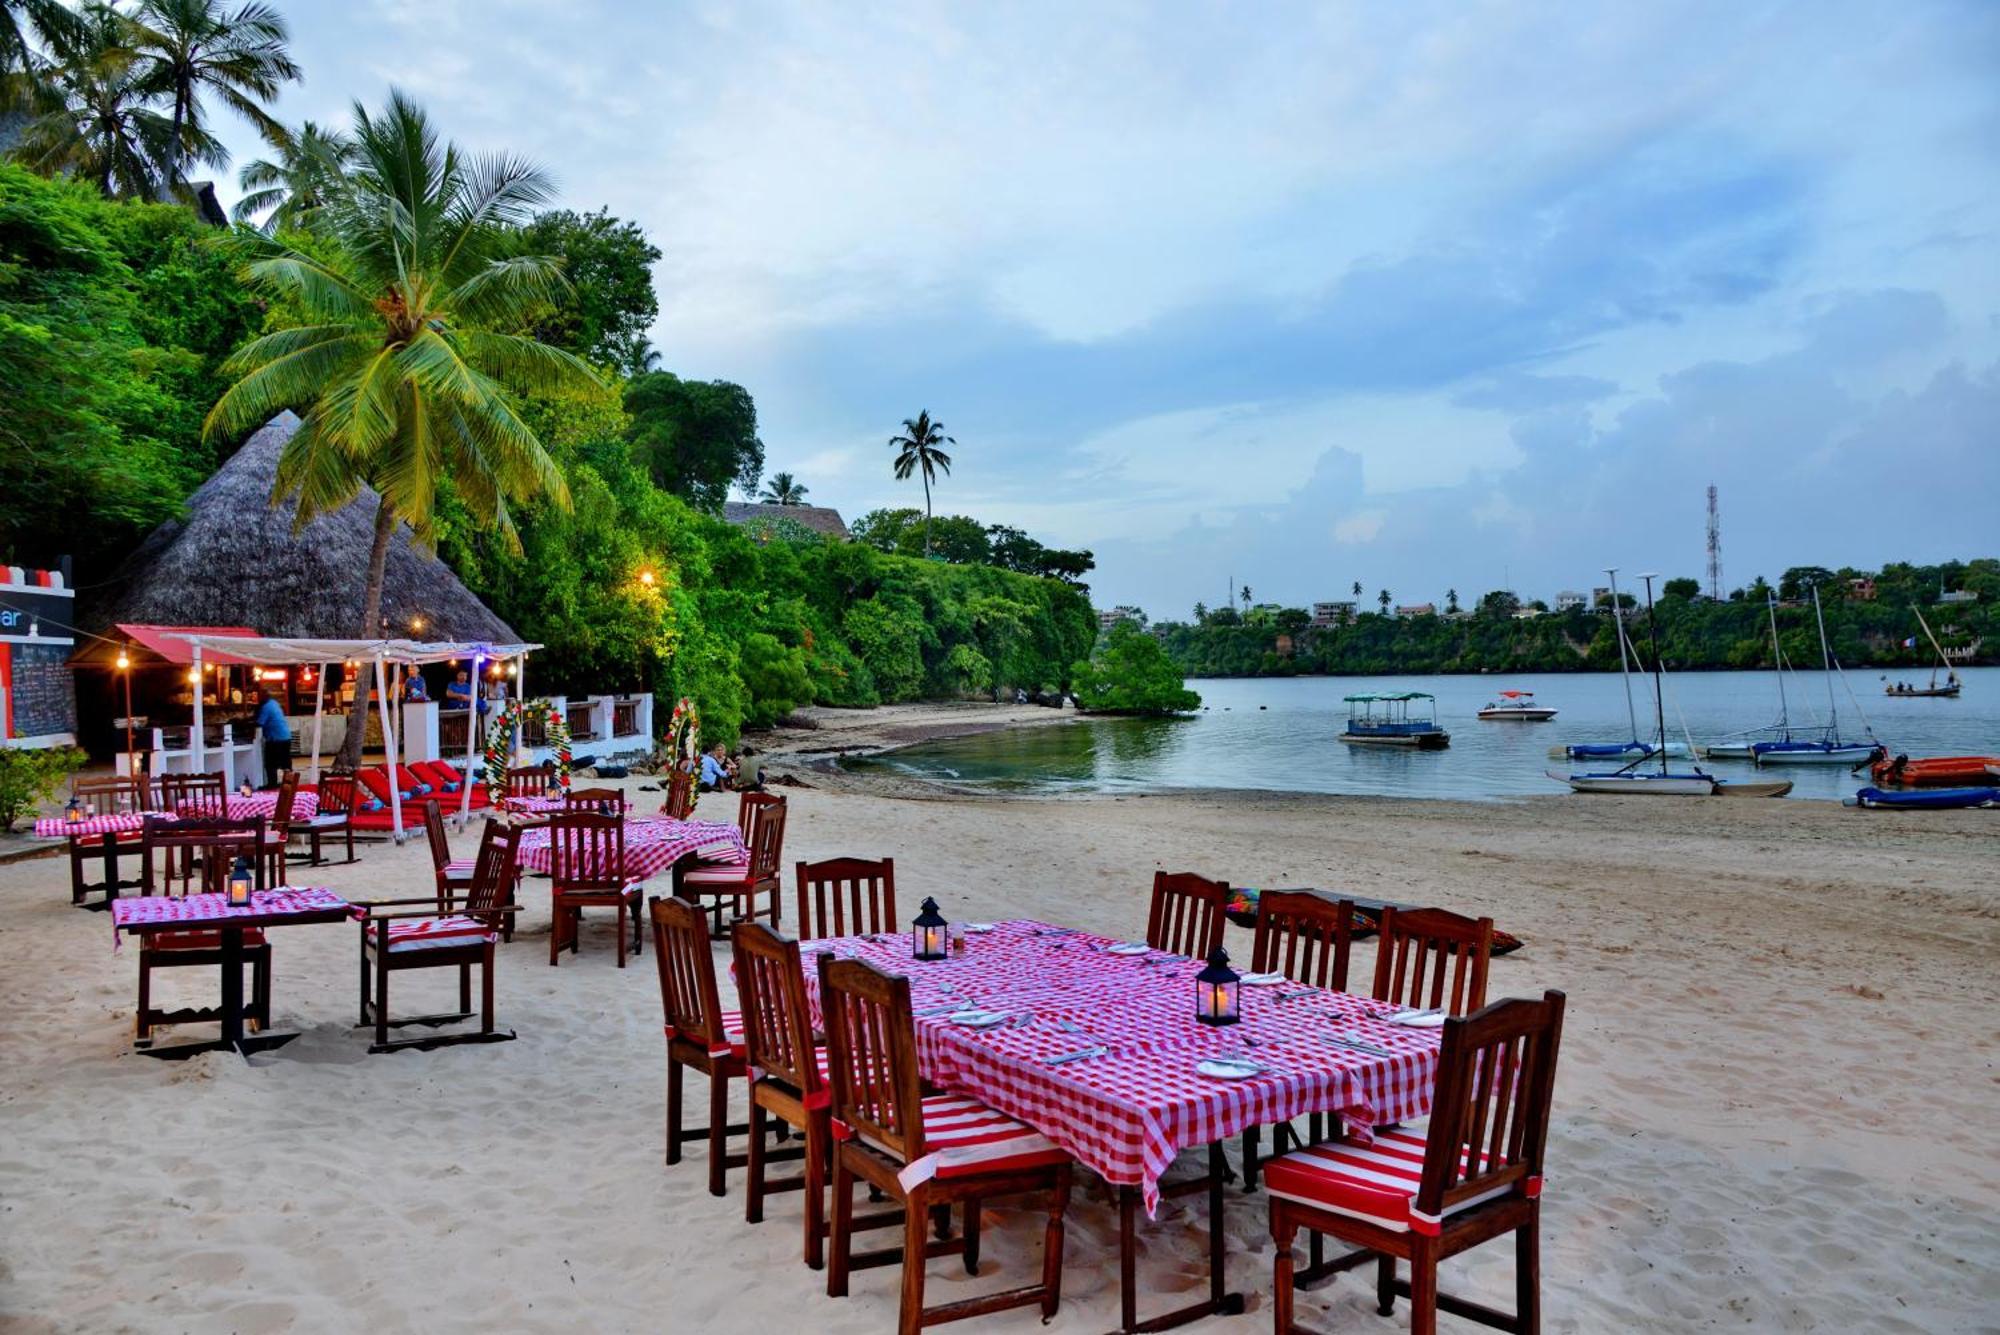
[
  {"xmin": 64, "ymin": 796, "xmax": 82, "ymax": 826},
  {"xmin": 912, "ymin": 897, "xmax": 948, "ymax": 961},
  {"xmin": 225, "ymin": 856, "xmax": 254, "ymax": 908},
  {"xmin": 1195, "ymin": 947, "xmax": 1241, "ymax": 1026}
]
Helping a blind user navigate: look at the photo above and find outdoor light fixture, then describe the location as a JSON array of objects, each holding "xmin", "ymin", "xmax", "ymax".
[
  {"xmin": 638, "ymin": 568, "xmax": 657, "ymax": 588},
  {"xmin": 115, "ymin": 651, "xmax": 130, "ymax": 671},
  {"xmin": 225, "ymin": 856, "xmax": 254, "ymax": 909},
  {"xmin": 411, "ymin": 616, "xmax": 426, "ymax": 633},
  {"xmin": 1194, "ymin": 948, "xmax": 1242, "ymax": 1026},
  {"xmin": 912, "ymin": 897, "xmax": 948, "ymax": 961},
  {"xmin": 64, "ymin": 797, "xmax": 82, "ymax": 825}
]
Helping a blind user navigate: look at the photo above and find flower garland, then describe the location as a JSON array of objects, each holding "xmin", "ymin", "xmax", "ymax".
[
  {"xmin": 665, "ymin": 697, "xmax": 701, "ymax": 814},
  {"xmin": 485, "ymin": 698, "xmax": 572, "ymax": 806}
]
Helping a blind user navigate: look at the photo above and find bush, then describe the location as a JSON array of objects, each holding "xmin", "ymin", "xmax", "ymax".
[
  {"xmin": 1071, "ymin": 623, "xmax": 1201, "ymax": 716},
  {"xmin": 0, "ymin": 745, "xmax": 87, "ymax": 832}
]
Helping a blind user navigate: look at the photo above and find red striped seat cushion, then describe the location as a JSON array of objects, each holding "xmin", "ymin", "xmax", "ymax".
[
  {"xmin": 1263, "ymin": 1127, "xmax": 1519, "ymax": 1235},
  {"xmin": 371, "ymin": 915, "xmax": 498, "ymax": 953},
  {"xmin": 680, "ymin": 865, "xmax": 753, "ymax": 886},
  {"xmin": 151, "ymin": 928, "xmax": 269, "ymax": 951},
  {"xmin": 848, "ymin": 1093, "xmax": 1067, "ymax": 1181},
  {"xmin": 439, "ymin": 858, "xmax": 476, "ymax": 880}
]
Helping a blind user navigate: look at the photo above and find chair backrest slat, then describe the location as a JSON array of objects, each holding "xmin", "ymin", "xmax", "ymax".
[
  {"xmin": 1371, "ymin": 906, "xmax": 1494, "ymax": 1015},
  {"xmin": 268, "ymin": 771, "xmax": 298, "ymax": 837},
  {"xmin": 731, "ymin": 922, "xmax": 822, "ymax": 1098},
  {"xmin": 742, "ymin": 795, "xmax": 787, "ymax": 881},
  {"xmin": 564, "ymin": 786, "xmax": 623, "ymax": 815},
  {"xmin": 1415, "ymin": 990, "xmax": 1566, "ymax": 1222},
  {"xmin": 318, "ymin": 773, "xmax": 357, "ymax": 816},
  {"xmin": 506, "ymin": 765, "xmax": 553, "ymax": 799},
  {"xmin": 817, "ymin": 955, "xmax": 921, "ymax": 1163},
  {"xmin": 795, "ymin": 856, "xmax": 897, "ymax": 939},
  {"xmin": 1252, "ymin": 890, "xmax": 1355, "ymax": 989},
  {"xmin": 549, "ymin": 810, "xmax": 625, "ymax": 892},
  {"xmin": 650, "ymin": 897, "xmax": 726, "ymax": 1046},
  {"xmin": 161, "ymin": 771, "xmax": 228, "ymax": 820},
  {"xmin": 1147, "ymin": 871, "xmax": 1229, "ymax": 957},
  {"xmin": 464, "ymin": 819, "xmax": 521, "ymax": 919},
  {"xmin": 142, "ymin": 817, "xmax": 267, "ymax": 893},
  {"xmin": 423, "ymin": 799, "xmax": 452, "ymax": 872},
  {"xmin": 73, "ymin": 775, "xmax": 152, "ymax": 814}
]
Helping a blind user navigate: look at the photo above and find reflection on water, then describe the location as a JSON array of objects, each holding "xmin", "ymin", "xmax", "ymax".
[{"xmin": 844, "ymin": 668, "xmax": 2000, "ymax": 802}]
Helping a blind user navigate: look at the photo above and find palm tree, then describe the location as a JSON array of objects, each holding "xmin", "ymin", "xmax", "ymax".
[
  {"xmin": 1351, "ymin": 580, "xmax": 1362, "ymax": 600},
  {"xmin": 1378, "ymin": 589, "xmax": 1392, "ymax": 614},
  {"xmin": 232, "ymin": 119, "xmax": 353, "ymax": 230},
  {"xmin": 888, "ymin": 410, "xmax": 954, "ymax": 557},
  {"xmin": 1445, "ymin": 588, "xmax": 1460, "ymax": 614},
  {"xmin": 127, "ymin": 0, "xmax": 298, "ymax": 190},
  {"xmin": 15, "ymin": 6, "xmax": 214, "ymax": 200},
  {"xmin": 204, "ymin": 91, "xmax": 595, "ymax": 767},
  {"xmin": 1, "ymin": 0, "xmax": 86, "ymax": 113},
  {"xmin": 1240, "ymin": 586, "xmax": 1253, "ymax": 609},
  {"xmin": 759, "ymin": 471, "xmax": 808, "ymax": 505}
]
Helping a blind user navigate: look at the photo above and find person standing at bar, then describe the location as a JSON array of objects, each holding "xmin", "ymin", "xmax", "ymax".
[{"xmin": 255, "ymin": 687, "xmax": 292, "ymax": 789}]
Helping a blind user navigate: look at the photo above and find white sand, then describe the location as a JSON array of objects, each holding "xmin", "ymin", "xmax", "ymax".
[{"xmin": 0, "ymin": 717, "xmax": 1995, "ymax": 1332}]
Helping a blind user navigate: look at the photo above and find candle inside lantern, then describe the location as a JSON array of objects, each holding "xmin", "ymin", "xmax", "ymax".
[
  {"xmin": 225, "ymin": 856, "xmax": 254, "ymax": 908},
  {"xmin": 1194, "ymin": 947, "xmax": 1242, "ymax": 1026},
  {"xmin": 64, "ymin": 797, "xmax": 82, "ymax": 824}
]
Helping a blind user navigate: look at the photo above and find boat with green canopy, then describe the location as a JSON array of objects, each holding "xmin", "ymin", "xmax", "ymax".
[{"xmin": 1338, "ymin": 691, "xmax": 1450, "ymax": 749}]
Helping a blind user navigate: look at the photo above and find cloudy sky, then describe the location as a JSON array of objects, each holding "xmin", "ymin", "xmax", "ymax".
[{"xmin": 215, "ymin": 1, "xmax": 1999, "ymax": 617}]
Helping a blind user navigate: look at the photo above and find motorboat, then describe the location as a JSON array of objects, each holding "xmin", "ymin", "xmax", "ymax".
[{"xmin": 1478, "ymin": 690, "xmax": 1557, "ymax": 722}]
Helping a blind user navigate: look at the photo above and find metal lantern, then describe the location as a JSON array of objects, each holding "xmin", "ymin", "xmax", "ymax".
[
  {"xmin": 912, "ymin": 897, "xmax": 948, "ymax": 962},
  {"xmin": 239, "ymin": 777, "xmax": 254, "ymax": 798},
  {"xmin": 225, "ymin": 856, "xmax": 254, "ymax": 909},
  {"xmin": 1195, "ymin": 947, "xmax": 1242, "ymax": 1027},
  {"xmin": 64, "ymin": 797, "xmax": 82, "ymax": 825}
]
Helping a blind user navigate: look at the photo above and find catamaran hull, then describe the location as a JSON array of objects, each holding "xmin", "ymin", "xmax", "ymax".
[
  {"xmin": 1479, "ymin": 707, "xmax": 1557, "ymax": 721},
  {"xmin": 1753, "ymin": 743, "xmax": 1881, "ymax": 766},
  {"xmin": 1703, "ymin": 742, "xmax": 1759, "ymax": 760},
  {"xmin": 1340, "ymin": 731, "xmax": 1450, "ymax": 749},
  {"xmin": 1547, "ymin": 769, "xmax": 1716, "ymax": 795},
  {"xmin": 1850, "ymin": 786, "xmax": 2000, "ymax": 810}
]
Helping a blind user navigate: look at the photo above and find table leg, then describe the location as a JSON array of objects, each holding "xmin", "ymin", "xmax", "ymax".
[
  {"xmin": 1116, "ymin": 1145, "xmax": 1246, "ymax": 1333},
  {"xmin": 102, "ymin": 836, "xmax": 119, "ymax": 903},
  {"xmin": 219, "ymin": 926, "xmax": 245, "ymax": 1048}
]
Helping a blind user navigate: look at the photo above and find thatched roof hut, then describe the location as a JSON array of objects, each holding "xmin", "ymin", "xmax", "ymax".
[
  {"xmin": 74, "ymin": 412, "xmax": 517, "ymax": 662},
  {"xmin": 721, "ymin": 501, "xmax": 850, "ymax": 540}
]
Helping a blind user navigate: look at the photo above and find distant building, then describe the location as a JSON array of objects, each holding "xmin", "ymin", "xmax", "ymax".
[
  {"xmin": 1312, "ymin": 601, "xmax": 1356, "ymax": 626},
  {"xmin": 1097, "ymin": 605, "xmax": 1146, "ymax": 630},
  {"xmin": 1394, "ymin": 603, "xmax": 1437, "ymax": 619},
  {"xmin": 1846, "ymin": 577, "xmax": 1877, "ymax": 601},
  {"xmin": 1591, "ymin": 586, "xmax": 1612, "ymax": 611},
  {"xmin": 1554, "ymin": 590, "xmax": 1587, "ymax": 613},
  {"xmin": 1938, "ymin": 588, "xmax": 1978, "ymax": 605},
  {"xmin": 1512, "ymin": 606, "xmax": 1543, "ymax": 620},
  {"xmin": 720, "ymin": 502, "xmax": 850, "ymax": 541}
]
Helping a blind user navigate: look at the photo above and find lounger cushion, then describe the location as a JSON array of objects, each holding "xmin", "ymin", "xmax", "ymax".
[
  {"xmin": 353, "ymin": 767, "xmax": 396, "ymax": 806},
  {"xmin": 1262, "ymin": 1126, "xmax": 1514, "ymax": 1235},
  {"xmin": 847, "ymin": 1094, "xmax": 1068, "ymax": 1180},
  {"xmin": 370, "ymin": 914, "xmax": 498, "ymax": 953}
]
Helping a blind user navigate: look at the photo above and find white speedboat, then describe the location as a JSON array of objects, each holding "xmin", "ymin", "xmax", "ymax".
[{"xmin": 1478, "ymin": 690, "xmax": 1557, "ymax": 721}]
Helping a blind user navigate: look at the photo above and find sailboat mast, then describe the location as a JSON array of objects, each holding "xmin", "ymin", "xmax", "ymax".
[
  {"xmin": 1811, "ymin": 583, "xmax": 1839, "ymax": 732},
  {"xmin": 1639, "ymin": 574, "xmax": 1669, "ymax": 774},
  {"xmin": 1765, "ymin": 590, "xmax": 1789, "ymax": 730},
  {"xmin": 1915, "ymin": 605, "xmax": 1953, "ymax": 686},
  {"xmin": 1606, "ymin": 567, "xmax": 1641, "ymax": 742}
]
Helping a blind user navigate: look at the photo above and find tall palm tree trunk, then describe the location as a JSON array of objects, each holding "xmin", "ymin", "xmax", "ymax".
[
  {"xmin": 335, "ymin": 498, "xmax": 397, "ymax": 770},
  {"xmin": 922, "ymin": 470, "xmax": 933, "ymax": 558}
]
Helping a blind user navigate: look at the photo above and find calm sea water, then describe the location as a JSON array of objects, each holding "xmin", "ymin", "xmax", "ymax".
[{"xmin": 845, "ymin": 668, "xmax": 2000, "ymax": 801}]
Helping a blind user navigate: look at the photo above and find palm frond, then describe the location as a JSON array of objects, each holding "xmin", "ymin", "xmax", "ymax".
[{"xmin": 205, "ymin": 330, "xmax": 375, "ymax": 440}]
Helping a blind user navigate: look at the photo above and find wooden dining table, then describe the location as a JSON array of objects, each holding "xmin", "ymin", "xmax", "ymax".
[{"xmin": 798, "ymin": 918, "xmax": 1446, "ymax": 1332}]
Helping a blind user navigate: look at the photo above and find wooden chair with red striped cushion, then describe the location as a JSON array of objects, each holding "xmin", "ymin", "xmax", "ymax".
[
  {"xmin": 1267, "ymin": 989, "xmax": 1567, "ymax": 1335},
  {"xmin": 134, "ymin": 817, "xmax": 272, "ymax": 1046},
  {"xmin": 1147, "ymin": 870, "xmax": 1230, "ymax": 959},
  {"xmin": 423, "ymin": 799, "xmax": 474, "ymax": 911},
  {"xmin": 548, "ymin": 810, "xmax": 643, "ymax": 967},
  {"xmin": 653, "ymin": 897, "xmax": 772, "ymax": 1197},
  {"xmin": 816, "ymin": 954, "xmax": 1073, "ymax": 1334},
  {"xmin": 66, "ymin": 775, "xmax": 153, "ymax": 905},
  {"xmin": 1241, "ymin": 891, "xmax": 1359, "ymax": 1190},
  {"xmin": 351, "ymin": 819, "xmax": 522, "ymax": 1053},
  {"xmin": 794, "ymin": 856, "xmax": 898, "ymax": 940},
  {"xmin": 297, "ymin": 772, "xmax": 357, "ymax": 866},
  {"xmin": 678, "ymin": 794, "xmax": 786, "ymax": 938},
  {"xmin": 1372, "ymin": 906, "xmax": 1495, "ymax": 1017}
]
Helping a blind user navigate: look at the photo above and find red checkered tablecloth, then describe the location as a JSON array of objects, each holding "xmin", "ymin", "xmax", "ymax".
[
  {"xmin": 175, "ymin": 790, "xmax": 319, "ymax": 821},
  {"xmin": 800, "ymin": 919, "xmax": 1443, "ymax": 1216},
  {"xmin": 502, "ymin": 795, "xmax": 627, "ymax": 815},
  {"xmin": 36, "ymin": 791, "xmax": 321, "ymax": 839},
  {"xmin": 515, "ymin": 817, "xmax": 747, "ymax": 880},
  {"xmin": 111, "ymin": 886, "xmax": 352, "ymax": 927}
]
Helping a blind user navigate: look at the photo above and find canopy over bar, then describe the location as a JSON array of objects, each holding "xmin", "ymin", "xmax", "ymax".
[{"xmin": 152, "ymin": 634, "xmax": 541, "ymax": 668}]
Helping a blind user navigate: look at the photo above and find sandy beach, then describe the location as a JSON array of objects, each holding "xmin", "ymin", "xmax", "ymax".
[{"xmin": 1, "ymin": 703, "xmax": 1995, "ymax": 1333}]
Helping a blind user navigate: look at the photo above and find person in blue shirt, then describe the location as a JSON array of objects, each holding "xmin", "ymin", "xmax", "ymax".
[
  {"xmin": 699, "ymin": 741, "xmax": 732, "ymax": 792},
  {"xmin": 255, "ymin": 688, "xmax": 292, "ymax": 789}
]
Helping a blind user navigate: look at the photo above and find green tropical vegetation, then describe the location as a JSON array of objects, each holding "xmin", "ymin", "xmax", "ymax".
[
  {"xmin": 849, "ymin": 507, "xmax": 1094, "ymax": 583},
  {"xmin": 1071, "ymin": 621, "xmax": 1201, "ymax": 715},
  {"xmin": 1156, "ymin": 564, "xmax": 2000, "ymax": 677},
  {"xmin": 0, "ymin": 743, "xmax": 85, "ymax": 831}
]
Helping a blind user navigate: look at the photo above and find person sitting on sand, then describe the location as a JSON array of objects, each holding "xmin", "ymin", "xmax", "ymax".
[
  {"xmin": 733, "ymin": 744, "xmax": 763, "ymax": 792},
  {"xmin": 699, "ymin": 741, "xmax": 731, "ymax": 792}
]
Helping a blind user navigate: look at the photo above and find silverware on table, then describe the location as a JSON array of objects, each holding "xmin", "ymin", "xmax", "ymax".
[
  {"xmin": 1323, "ymin": 1035, "xmax": 1394, "ymax": 1057},
  {"xmin": 1043, "ymin": 1046, "xmax": 1108, "ymax": 1067},
  {"xmin": 1276, "ymin": 988, "xmax": 1319, "ymax": 1003}
]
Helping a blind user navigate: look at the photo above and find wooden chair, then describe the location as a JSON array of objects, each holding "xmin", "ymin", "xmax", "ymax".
[
  {"xmin": 734, "ymin": 921, "xmax": 882, "ymax": 1269},
  {"xmin": 298, "ymin": 772, "xmax": 357, "ymax": 865},
  {"xmin": 564, "ymin": 786, "xmax": 624, "ymax": 815},
  {"xmin": 678, "ymin": 794, "xmax": 787, "ymax": 938},
  {"xmin": 738, "ymin": 788, "xmax": 782, "ymax": 838},
  {"xmin": 817, "ymin": 954, "xmax": 1073, "ymax": 1333},
  {"xmin": 1268, "ymin": 990, "xmax": 1568, "ymax": 1335},
  {"xmin": 160, "ymin": 771, "xmax": 227, "ymax": 818},
  {"xmin": 662, "ymin": 765, "xmax": 694, "ymax": 819},
  {"xmin": 1146, "ymin": 870, "xmax": 1229, "ymax": 958},
  {"xmin": 547, "ymin": 810, "xmax": 643, "ymax": 966},
  {"xmin": 795, "ymin": 857, "xmax": 898, "ymax": 940},
  {"xmin": 652, "ymin": 898, "xmax": 789, "ymax": 1196},
  {"xmin": 352, "ymin": 820, "xmax": 523, "ymax": 1053},
  {"xmin": 66, "ymin": 775, "xmax": 153, "ymax": 905},
  {"xmin": 134, "ymin": 818, "xmax": 271, "ymax": 1046},
  {"xmin": 506, "ymin": 765, "xmax": 554, "ymax": 801},
  {"xmin": 423, "ymin": 798, "xmax": 475, "ymax": 911},
  {"xmin": 1241, "ymin": 891, "xmax": 1359, "ymax": 1189},
  {"xmin": 257, "ymin": 771, "xmax": 298, "ymax": 887},
  {"xmin": 1372, "ymin": 906, "xmax": 1495, "ymax": 1016}
]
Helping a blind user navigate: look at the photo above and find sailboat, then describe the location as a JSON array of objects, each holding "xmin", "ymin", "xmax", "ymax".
[
  {"xmin": 1552, "ymin": 575, "xmax": 1789, "ymax": 795},
  {"xmin": 1751, "ymin": 585, "xmax": 1884, "ymax": 766},
  {"xmin": 1560, "ymin": 567, "xmax": 1693, "ymax": 762},
  {"xmin": 1705, "ymin": 591, "xmax": 1804, "ymax": 760},
  {"xmin": 1883, "ymin": 606, "xmax": 1962, "ymax": 698}
]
